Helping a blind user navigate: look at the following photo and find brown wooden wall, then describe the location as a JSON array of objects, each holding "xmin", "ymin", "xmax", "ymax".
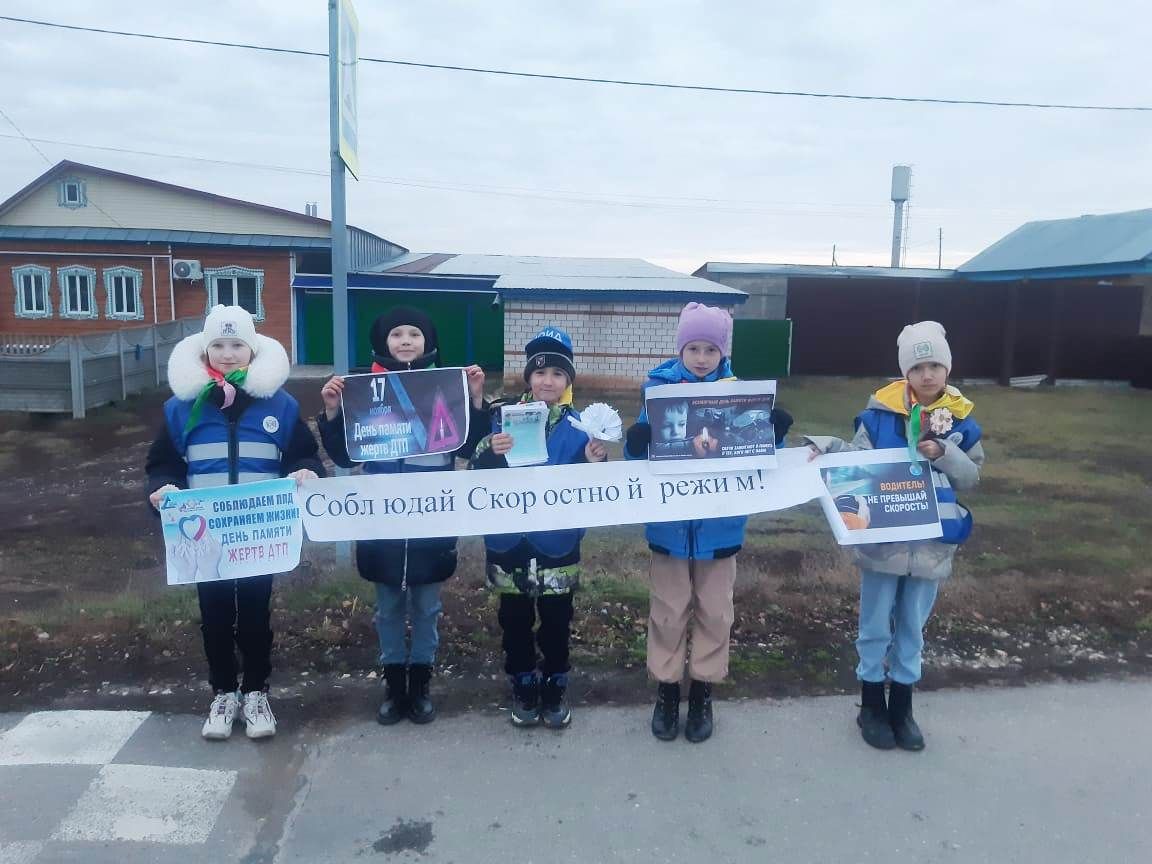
[{"xmin": 783, "ymin": 276, "xmax": 1146, "ymax": 382}]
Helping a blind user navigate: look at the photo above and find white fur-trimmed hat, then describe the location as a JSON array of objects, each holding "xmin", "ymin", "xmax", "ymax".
[
  {"xmin": 898, "ymin": 320, "xmax": 952, "ymax": 376},
  {"xmin": 202, "ymin": 304, "xmax": 258, "ymax": 355}
]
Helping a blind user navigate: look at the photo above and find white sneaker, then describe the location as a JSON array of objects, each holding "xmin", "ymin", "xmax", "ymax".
[
  {"xmin": 242, "ymin": 690, "xmax": 277, "ymax": 739},
  {"xmin": 202, "ymin": 690, "xmax": 240, "ymax": 740}
]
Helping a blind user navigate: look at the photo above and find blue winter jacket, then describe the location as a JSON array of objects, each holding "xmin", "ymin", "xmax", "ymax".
[
  {"xmin": 626, "ymin": 358, "xmax": 748, "ymax": 560},
  {"xmin": 480, "ymin": 402, "xmax": 590, "ymax": 560}
]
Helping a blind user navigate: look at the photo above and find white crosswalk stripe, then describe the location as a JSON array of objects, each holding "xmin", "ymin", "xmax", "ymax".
[
  {"xmin": 53, "ymin": 763, "xmax": 237, "ymax": 845},
  {"xmin": 0, "ymin": 709, "xmax": 242, "ymax": 856},
  {"xmin": 0, "ymin": 710, "xmax": 150, "ymax": 766},
  {"xmin": 0, "ymin": 843, "xmax": 43, "ymax": 864}
]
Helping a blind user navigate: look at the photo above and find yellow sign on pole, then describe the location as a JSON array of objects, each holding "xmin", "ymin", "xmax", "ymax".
[{"xmin": 337, "ymin": 0, "xmax": 360, "ymax": 179}]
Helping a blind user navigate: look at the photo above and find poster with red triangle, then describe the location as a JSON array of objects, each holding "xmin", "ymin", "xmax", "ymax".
[
  {"xmin": 339, "ymin": 368, "xmax": 471, "ymax": 462},
  {"xmin": 427, "ymin": 391, "xmax": 462, "ymax": 450}
]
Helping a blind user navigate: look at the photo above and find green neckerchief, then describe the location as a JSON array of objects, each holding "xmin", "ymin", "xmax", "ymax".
[
  {"xmin": 907, "ymin": 403, "xmax": 923, "ymax": 475},
  {"xmin": 185, "ymin": 367, "xmax": 248, "ymax": 433}
]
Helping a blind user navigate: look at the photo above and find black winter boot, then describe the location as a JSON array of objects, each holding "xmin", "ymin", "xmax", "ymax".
[
  {"xmin": 377, "ymin": 664, "xmax": 407, "ymax": 726},
  {"xmin": 650, "ymin": 682, "xmax": 680, "ymax": 741},
  {"xmin": 684, "ymin": 680, "xmax": 713, "ymax": 743},
  {"xmin": 857, "ymin": 681, "xmax": 896, "ymax": 749},
  {"xmin": 509, "ymin": 672, "xmax": 540, "ymax": 727},
  {"xmin": 540, "ymin": 673, "xmax": 572, "ymax": 729},
  {"xmin": 406, "ymin": 664, "xmax": 436, "ymax": 724},
  {"xmin": 888, "ymin": 682, "xmax": 925, "ymax": 751}
]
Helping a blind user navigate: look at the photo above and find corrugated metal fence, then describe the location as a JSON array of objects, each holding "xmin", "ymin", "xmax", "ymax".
[{"xmin": 0, "ymin": 318, "xmax": 203, "ymax": 418}]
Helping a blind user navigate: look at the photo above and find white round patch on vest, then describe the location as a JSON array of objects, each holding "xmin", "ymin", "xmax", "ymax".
[{"xmin": 263, "ymin": 416, "xmax": 280, "ymax": 434}]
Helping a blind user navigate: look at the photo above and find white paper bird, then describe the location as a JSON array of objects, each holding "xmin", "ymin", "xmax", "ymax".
[{"xmin": 568, "ymin": 402, "xmax": 623, "ymax": 442}]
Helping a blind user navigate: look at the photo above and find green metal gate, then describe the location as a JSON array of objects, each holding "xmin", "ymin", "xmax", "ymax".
[
  {"xmin": 299, "ymin": 289, "xmax": 504, "ymax": 371},
  {"xmin": 731, "ymin": 319, "xmax": 792, "ymax": 378}
]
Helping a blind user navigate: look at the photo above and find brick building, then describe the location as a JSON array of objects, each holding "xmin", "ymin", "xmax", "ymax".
[
  {"xmin": 0, "ymin": 161, "xmax": 403, "ymax": 359},
  {"xmin": 294, "ymin": 253, "xmax": 748, "ymax": 388}
]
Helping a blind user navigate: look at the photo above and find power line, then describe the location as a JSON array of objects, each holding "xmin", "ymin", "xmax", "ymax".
[
  {"xmin": 0, "ymin": 106, "xmax": 53, "ymax": 165},
  {"xmin": 0, "ymin": 106, "xmax": 125, "ymax": 227},
  {"xmin": 0, "ymin": 131, "xmax": 1030, "ymax": 223},
  {"xmin": 2, "ymin": 14, "xmax": 1150, "ymax": 113}
]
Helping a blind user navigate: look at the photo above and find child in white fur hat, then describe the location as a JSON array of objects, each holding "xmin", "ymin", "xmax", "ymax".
[
  {"xmin": 145, "ymin": 305, "xmax": 324, "ymax": 741},
  {"xmin": 805, "ymin": 321, "xmax": 985, "ymax": 752}
]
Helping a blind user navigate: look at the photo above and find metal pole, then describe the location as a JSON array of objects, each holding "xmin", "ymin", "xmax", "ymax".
[
  {"xmin": 153, "ymin": 322, "xmax": 161, "ymax": 387},
  {"xmin": 890, "ymin": 201, "xmax": 904, "ymax": 268},
  {"xmin": 68, "ymin": 336, "xmax": 86, "ymax": 419},
  {"xmin": 117, "ymin": 328, "xmax": 127, "ymax": 401},
  {"xmin": 329, "ymin": 0, "xmax": 349, "ymax": 376},
  {"xmin": 937, "ymin": 227, "xmax": 943, "ymax": 269}
]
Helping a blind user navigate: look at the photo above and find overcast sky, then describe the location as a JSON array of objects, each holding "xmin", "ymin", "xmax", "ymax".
[{"xmin": 1, "ymin": 1, "xmax": 1149, "ymax": 272}]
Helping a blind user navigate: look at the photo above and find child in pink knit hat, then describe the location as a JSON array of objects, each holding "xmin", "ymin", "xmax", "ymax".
[{"xmin": 623, "ymin": 302, "xmax": 792, "ymax": 744}]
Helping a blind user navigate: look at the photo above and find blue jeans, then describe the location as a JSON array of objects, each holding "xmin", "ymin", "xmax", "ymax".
[
  {"xmin": 374, "ymin": 582, "xmax": 443, "ymax": 666},
  {"xmin": 856, "ymin": 570, "xmax": 940, "ymax": 686}
]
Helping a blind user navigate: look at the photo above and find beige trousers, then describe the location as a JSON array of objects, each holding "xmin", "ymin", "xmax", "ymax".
[{"xmin": 646, "ymin": 552, "xmax": 737, "ymax": 683}]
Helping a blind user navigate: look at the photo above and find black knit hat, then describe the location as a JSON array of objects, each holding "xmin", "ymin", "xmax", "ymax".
[
  {"xmin": 523, "ymin": 326, "xmax": 576, "ymax": 383},
  {"xmin": 369, "ymin": 306, "xmax": 439, "ymax": 370}
]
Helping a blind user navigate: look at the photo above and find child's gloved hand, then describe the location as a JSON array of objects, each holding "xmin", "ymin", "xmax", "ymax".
[
  {"xmin": 321, "ymin": 375, "xmax": 345, "ymax": 421},
  {"xmin": 624, "ymin": 422, "xmax": 651, "ymax": 457},
  {"xmin": 770, "ymin": 407, "xmax": 794, "ymax": 445},
  {"xmin": 150, "ymin": 483, "xmax": 179, "ymax": 511}
]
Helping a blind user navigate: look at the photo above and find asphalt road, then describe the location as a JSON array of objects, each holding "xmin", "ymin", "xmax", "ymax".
[{"xmin": 1, "ymin": 678, "xmax": 1148, "ymax": 863}]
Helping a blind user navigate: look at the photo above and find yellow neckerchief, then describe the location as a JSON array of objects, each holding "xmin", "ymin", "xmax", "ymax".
[{"xmin": 872, "ymin": 380, "xmax": 974, "ymax": 419}]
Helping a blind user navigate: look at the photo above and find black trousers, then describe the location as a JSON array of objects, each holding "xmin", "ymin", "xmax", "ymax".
[
  {"xmin": 498, "ymin": 592, "xmax": 574, "ymax": 677},
  {"xmin": 197, "ymin": 575, "xmax": 274, "ymax": 693}
]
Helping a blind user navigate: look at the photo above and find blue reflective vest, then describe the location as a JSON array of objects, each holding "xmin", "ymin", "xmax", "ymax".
[
  {"xmin": 164, "ymin": 391, "xmax": 298, "ymax": 488},
  {"xmin": 855, "ymin": 408, "xmax": 981, "ymax": 544}
]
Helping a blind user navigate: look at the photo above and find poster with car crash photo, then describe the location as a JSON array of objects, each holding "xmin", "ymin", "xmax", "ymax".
[{"xmin": 645, "ymin": 380, "xmax": 778, "ymax": 474}]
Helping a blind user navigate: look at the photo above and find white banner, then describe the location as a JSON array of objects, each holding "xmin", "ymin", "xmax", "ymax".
[{"xmin": 300, "ymin": 448, "xmax": 827, "ymax": 542}]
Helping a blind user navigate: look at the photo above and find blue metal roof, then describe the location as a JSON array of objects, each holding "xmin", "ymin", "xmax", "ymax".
[
  {"xmin": 958, "ymin": 208, "xmax": 1152, "ymax": 280},
  {"xmin": 0, "ymin": 226, "xmax": 406, "ymax": 270}
]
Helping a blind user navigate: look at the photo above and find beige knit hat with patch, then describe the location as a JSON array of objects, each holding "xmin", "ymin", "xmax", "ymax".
[{"xmin": 898, "ymin": 320, "xmax": 952, "ymax": 376}]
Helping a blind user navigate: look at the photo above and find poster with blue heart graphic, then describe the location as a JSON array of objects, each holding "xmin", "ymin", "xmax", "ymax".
[{"xmin": 158, "ymin": 478, "xmax": 303, "ymax": 585}]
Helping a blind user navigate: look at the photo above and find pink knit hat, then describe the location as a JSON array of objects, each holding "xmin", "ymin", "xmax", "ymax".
[{"xmin": 675, "ymin": 302, "xmax": 733, "ymax": 356}]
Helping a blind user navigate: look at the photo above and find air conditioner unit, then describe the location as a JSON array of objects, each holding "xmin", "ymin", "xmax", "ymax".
[{"xmin": 173, "ymin": 259, "xmax": 203, "ymax": 280}]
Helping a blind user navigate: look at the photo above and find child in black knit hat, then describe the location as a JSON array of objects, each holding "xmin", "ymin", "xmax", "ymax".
[{"xmin": 318, "ymin": 306, "xmax": 488, "ymax": 726}]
